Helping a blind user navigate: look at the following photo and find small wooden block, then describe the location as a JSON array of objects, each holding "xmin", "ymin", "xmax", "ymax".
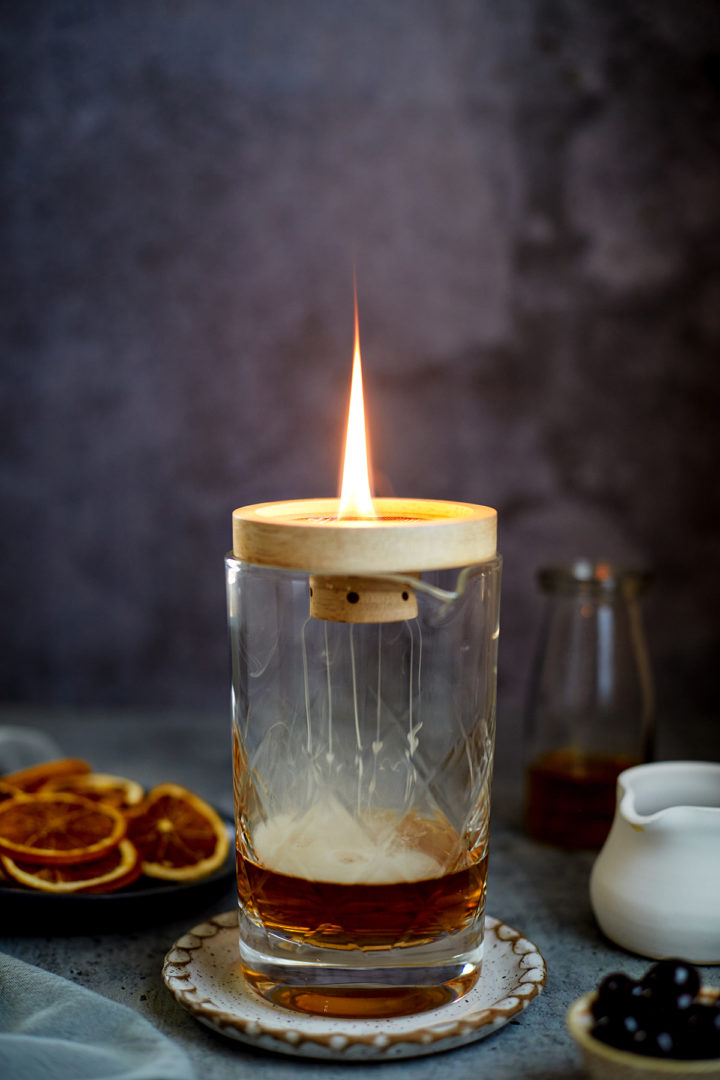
[{"xmin": 309, "ymin": 575, "xmax": 418, "ymax": 623}]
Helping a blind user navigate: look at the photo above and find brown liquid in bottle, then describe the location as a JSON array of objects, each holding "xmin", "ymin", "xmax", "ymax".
[{"xmin": 525, "ymin": 748, "xmax": 638, "ymax": 849}]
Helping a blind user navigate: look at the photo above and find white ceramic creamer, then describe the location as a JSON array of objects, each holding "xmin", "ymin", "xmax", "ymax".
[{"xmin": 590, "ymin": 760, "xmax": 720, "ymax": 964}]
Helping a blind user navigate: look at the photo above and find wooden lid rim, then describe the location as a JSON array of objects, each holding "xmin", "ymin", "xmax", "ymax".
[{"xmin": 232, "ymin": 498, "xmax": 497, "ymax": 573}]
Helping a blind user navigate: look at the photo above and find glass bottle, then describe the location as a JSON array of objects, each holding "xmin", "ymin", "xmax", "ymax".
[{"xmin": 524, "ymin": 560, "xmax": 654, "ymax": 849}]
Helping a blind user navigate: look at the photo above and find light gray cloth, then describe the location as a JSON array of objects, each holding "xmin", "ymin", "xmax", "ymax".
[
  {"xmin": 0, "ymin": 726, "xmax": 63, "ymax": 774},
  {"xmin": 0, "ymin": 953, "xmax": 196, "ymax": 1080}
]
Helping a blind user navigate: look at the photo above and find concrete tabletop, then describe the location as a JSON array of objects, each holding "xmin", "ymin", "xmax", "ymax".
[{"xmin": 0, "ymin": 706, "xmax": 716, "ymax": 1080}]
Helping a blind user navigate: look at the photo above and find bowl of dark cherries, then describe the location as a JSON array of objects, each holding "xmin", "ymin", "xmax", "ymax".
[{"xmin": 567, "ymin": 959, "xmax": 720, "ymax": 1079}]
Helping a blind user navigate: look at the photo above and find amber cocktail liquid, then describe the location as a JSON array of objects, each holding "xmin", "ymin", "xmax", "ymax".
[
  {"xmin": 235, "ymin": 802, "xmax": 490, "ymax": 1015},
  {"xmin": 227, "ymin": 499, "xmax": 500, "ymax": 1017},
  {"xmin": 237, "ymin": 808, "xmax": 487, "ymax": 949}
]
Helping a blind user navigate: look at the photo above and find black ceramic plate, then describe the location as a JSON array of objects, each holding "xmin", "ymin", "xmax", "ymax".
[{"xmin": 0, "ymin": 823, "xmax": 236, "ymax": 934}]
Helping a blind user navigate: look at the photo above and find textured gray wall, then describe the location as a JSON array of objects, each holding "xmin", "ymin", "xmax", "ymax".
[{"xmin": 2, "ymin": 2, "xmax": 720, "ymax": 722}]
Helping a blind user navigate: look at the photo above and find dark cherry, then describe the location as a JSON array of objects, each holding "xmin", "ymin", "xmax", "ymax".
[
  {"xmin": 683, "ymin": 1004, "xmax": 720, "ymax": 1060},
  {"xmin": 640, "ymin": 959, "xmax": 701, "ymax": 1011},
  {"xmin": 645, "ymin": 1029, "xmax": 679, "ymax": 1058},
  {"xmin": 592, "ymin": 972, "xmax": 636, "ymax": 1020},
  {"xmin": 628, "ymin": 1026, "xmax": 653, "ymax": 1056},
  {"xmin": 591, "ymin": 1014, "xmax": 625, "ymax": 1046},
  {"xmin": 587, "ymin": 959, "xmax": 720, "ymax": 1061},
  {"xmin": 628, "ymin": 980, "xmax": 659, "ymax": 1023},
  {"xmin": 594, "ymin": 1013, "xmax": 648, "ymax": 1053}
]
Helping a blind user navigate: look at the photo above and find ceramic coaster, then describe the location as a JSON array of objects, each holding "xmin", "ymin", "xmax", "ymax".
[{"xmin": 163, "ymin": 910, "xmax": 546, "ymax": 1060}]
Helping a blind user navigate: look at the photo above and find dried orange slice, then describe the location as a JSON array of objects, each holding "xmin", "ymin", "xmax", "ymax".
[
  {"xmin": 126, "ymin": 783, "xmax": 229, "ymax": 881},
  {"xmin": 3, "ymin": 758, "xmax": 91, "ymax": 793},
  {"xmin": 0, "ymin": 839, "xmax": 142, "ymax": 893},
  {"xmin": 41, "ymin": 772, "xmax": 144, "ymax": 811},
  {"xmin": 0, "ymin": 780, "xmax": 22, "ymax": 805},
  {"xmin": 0, "ymin": 793, "xmax": 126, "ymax": 865}
]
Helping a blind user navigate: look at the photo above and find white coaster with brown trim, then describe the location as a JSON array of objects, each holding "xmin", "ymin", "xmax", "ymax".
[{"xmin": 162, "ymin": 910, "xmax": 546, "ymax": 1061}]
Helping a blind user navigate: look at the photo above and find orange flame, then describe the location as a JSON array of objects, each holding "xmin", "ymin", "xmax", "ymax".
[{"xmin": 338, "ymin": 283, "xmax": 375, "ymax": 519}]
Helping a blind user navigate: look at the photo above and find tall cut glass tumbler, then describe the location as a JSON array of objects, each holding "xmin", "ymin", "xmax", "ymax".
[{"xmin": 226, "ymin": 553, "xmax": 501, "ymax": 1018}]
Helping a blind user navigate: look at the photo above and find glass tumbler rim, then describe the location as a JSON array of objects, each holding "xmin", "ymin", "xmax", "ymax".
[{"xmin": 225, "ymin": 551, "xmax": 503, "ymax": 573}]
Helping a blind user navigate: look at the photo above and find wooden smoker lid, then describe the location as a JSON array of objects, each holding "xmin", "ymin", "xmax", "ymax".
[{"xmin": 232, "ymin": 497, "xmax": 497, "ymax": 574}]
